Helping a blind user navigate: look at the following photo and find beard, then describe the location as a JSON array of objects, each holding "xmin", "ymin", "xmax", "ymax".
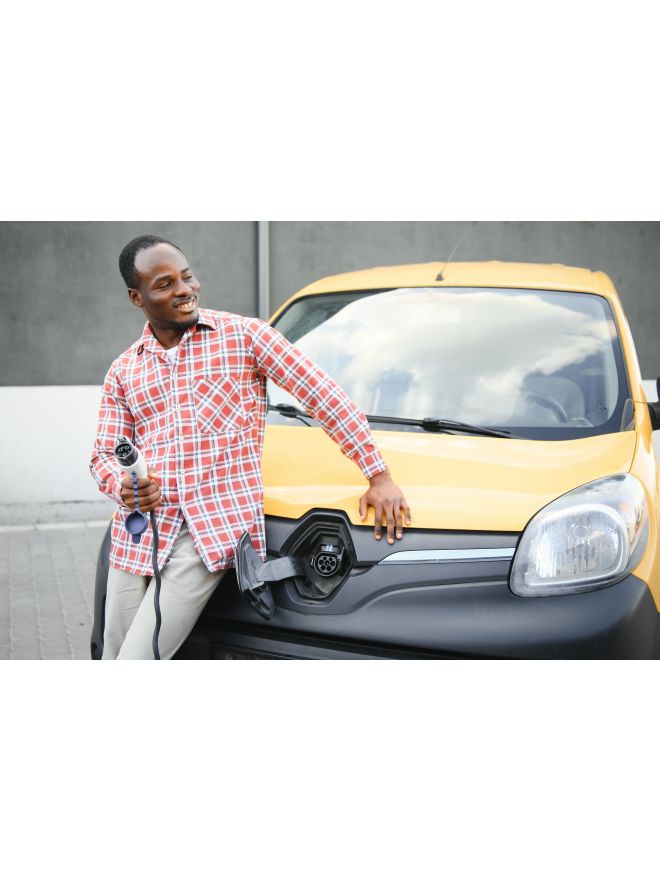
[
  {"xmin": 160, "ymin": 312, "xmax": 199, "ymax": 332},
  {"xmin": 171, "ymin": 315, "xmax": 198, "ymax": 331}
]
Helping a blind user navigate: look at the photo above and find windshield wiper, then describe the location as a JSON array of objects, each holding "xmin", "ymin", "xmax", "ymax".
[
  {"xmin": 364, "ymin": 414, "xmax": 516, "ymax": 438},
  {"xmin": 267, "ymin": 403, "xmax": 313, "ymax": 426},
  {"xmin": 269, "ymin": 404, "xmax": 516, "ymax": 437}
]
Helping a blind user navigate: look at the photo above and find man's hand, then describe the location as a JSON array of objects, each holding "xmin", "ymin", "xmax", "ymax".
[
  {"xmin": 119, "ymin": 469, "xmax": 162, "ymax": 513},
  {"xmin": 359, "ymin": 469, "xmax": 412, "ymax": 544}
]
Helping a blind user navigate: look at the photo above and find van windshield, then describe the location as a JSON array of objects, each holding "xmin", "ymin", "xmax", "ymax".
[{"xmin": 268, "ymin": 287, "xmax": 632, "ymax": 440}]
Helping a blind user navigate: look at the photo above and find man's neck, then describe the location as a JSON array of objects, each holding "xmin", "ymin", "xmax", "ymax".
[{"xmin": 149, "ymin": 325, "xmax": 186, "ymax": 350}]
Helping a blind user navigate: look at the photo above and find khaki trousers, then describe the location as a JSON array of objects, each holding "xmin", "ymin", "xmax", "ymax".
[{"xmin": 102, "ymin": 520, "xmax": 226, "ymax": 660}]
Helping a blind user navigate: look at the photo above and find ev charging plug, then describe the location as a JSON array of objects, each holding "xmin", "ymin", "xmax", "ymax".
[{"xmin": 113, "ymin": 436, "xmax": 162, "ymax": 659}]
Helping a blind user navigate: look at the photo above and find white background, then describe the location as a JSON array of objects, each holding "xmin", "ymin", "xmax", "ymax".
[{"xmin": 1, "ymin": 2, "xmax": 659, "ymax": 879}]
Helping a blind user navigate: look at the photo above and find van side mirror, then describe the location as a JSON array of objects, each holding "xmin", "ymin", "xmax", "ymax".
[{"xmin": 648, "ymin": 377, "xmax": 660, "ymax": 431}]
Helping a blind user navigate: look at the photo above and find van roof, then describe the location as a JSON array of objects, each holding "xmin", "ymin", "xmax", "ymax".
[{"xmin": 294, "ymin": 261, "xmax": 614, "ymax": 297}]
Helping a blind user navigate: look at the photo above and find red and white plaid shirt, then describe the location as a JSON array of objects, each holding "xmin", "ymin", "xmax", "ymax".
[{"xmin": 90, "ymin": 308, "xmax": 387, "ymax": 575}]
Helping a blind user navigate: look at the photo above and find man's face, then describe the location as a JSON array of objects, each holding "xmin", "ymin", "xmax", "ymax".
[{"xmin": 129, "ymin": 243, "xmax": 201, "ymax": 332}]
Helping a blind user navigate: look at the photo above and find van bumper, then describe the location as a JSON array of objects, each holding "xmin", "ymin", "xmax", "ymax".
[{"xmin": 181, "ymin": 570, "xmax": 660, "ymax": 660}]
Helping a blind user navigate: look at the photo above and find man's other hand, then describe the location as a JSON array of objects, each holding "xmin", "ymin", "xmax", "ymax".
[
  {"xmin": 120, "ymin": 469, "xmax": 162, "ymax": 513},
  {"xmin": 359, "ymin": 469, "xmax": 412, "ymax": 544}
]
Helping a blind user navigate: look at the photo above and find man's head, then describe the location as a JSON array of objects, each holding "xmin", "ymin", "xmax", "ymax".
[{"xmin": 118, "ymin": 235, "xmax": 201, "ymax": 337}]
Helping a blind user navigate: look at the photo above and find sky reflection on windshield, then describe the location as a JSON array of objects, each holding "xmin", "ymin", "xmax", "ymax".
[{"xmin": 270, "ymin": 288, "xmax": 619, "ymax": 427}]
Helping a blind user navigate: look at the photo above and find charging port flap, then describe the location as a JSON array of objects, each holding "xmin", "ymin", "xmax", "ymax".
[
  {"xmin": 235, "ymin": 532, "xmax": 306, "ymax": 621},
  {"xmin": 235, "ymin": 532, "xmax": 275, "ymax": 620}
]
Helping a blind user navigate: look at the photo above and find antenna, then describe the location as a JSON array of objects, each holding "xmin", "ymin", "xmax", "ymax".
[{"xmin": 436, "ymin": 227, "xmax": 468, "ymax": 281}]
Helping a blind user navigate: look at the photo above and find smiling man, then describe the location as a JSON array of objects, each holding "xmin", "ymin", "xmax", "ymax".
[{"xmin": 90, "ymin": 234, "xmax": 411, "ymax": 660}]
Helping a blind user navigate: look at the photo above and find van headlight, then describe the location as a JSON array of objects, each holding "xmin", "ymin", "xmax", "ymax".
[{"xmin": 510, "ymin": 474, "xmax": 649, "ymax": 597}]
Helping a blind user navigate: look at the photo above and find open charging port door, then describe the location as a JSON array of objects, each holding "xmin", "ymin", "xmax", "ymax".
[{"xmin": 235, "ymin": 532, "xmax": 305, "ymax": 621}]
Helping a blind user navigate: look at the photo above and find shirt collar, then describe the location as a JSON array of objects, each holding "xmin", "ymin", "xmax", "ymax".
[{"xmin": 137, "ymin": 308, "xmax": 218, "ymax": 353}]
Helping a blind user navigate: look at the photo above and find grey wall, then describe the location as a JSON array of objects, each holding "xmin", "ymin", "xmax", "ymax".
[
  {"xmin": 1, "ymin": 222, "xmax": 659, "ymax": 384},
  {"xmin": 271, "ymin": 222, "xmax": 660, "ymax": 377},
  {"xmin": 0, "ymin": 222, "xmax": 257, "ymax": 385}
]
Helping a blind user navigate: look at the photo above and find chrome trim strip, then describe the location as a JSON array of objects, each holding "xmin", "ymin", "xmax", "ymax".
[{"xmin": 378, "ymin": 548, "xmax": 516, "ymax": 564}]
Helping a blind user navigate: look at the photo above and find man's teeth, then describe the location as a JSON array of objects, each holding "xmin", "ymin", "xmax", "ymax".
[{"xmin": 175, "ymin": 300, "xmax": 196, "ymax": 311}]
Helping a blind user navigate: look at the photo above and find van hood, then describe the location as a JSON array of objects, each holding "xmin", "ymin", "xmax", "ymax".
[{"xmin": 262, "ymin": 425, "xmax": 638, "ymax": 532}]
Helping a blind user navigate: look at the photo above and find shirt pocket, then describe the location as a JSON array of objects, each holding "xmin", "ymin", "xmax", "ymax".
[{"xmin": 193, "ymin": 374, "xmax": 245, "ymax": 435}]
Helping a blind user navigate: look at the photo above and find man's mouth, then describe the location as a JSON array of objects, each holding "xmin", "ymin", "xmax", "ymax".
[{"xmin": 173, "ymin": 297, "xmax": 198, "ymax": 314}]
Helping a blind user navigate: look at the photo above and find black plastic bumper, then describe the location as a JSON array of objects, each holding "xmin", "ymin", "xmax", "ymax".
[{"xmin": 179, "ymin": 568, "xmax": 660, "ymax": 659}]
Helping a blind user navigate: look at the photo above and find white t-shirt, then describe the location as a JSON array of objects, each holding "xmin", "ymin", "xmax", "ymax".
[{"xmin": 164, "ymin": 344, "xmax": 179, "ymax": 364}]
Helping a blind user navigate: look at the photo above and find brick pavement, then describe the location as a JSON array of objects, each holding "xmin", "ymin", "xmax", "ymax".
[
  {"xmin": 0, "ymin": 518, "xmax": 257, "ymax": 660},
  {"xmin": 0, "ymin": 522, "xmax": 107, "ymax": 660}
]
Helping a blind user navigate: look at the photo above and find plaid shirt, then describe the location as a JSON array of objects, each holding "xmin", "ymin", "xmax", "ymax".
[{"xmin": 90, "ymin": 308, "xmax": 387, "ymax": 575}]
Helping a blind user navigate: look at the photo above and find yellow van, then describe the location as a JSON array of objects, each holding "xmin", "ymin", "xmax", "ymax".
[{"xmin": 94, "ymin": 261, "xmax": 660, "ymax": 658}]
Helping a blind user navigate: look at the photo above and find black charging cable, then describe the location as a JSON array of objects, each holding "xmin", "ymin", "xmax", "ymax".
[
  {"xmin": 149, "ymin": 512, "xmax": 162, "ymax": 660},
  {"xmin": 125, "ymin": 472, "xmax": 162, "ymax": 660}
]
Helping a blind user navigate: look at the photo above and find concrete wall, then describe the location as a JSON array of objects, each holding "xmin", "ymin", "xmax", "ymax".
[
  {"xmin": 270, "ymin": 222, "xmax": 660, "ymax": 378},
  {"xmin": 0, "ymin": 222, "xmax": 257, "ymax": 386}
]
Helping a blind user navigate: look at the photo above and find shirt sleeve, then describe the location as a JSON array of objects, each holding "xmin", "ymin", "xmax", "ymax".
[
  {"xmin": 89, "ymin": 361, "xmax": 134, "ymax": 506},
  {"xmin": 244, "ymin": 316, "xmax": 388, "ymax": 480}
]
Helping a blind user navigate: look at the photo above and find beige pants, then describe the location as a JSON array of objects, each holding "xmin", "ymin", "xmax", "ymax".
[{"xmin": 102, "ymin": 520, "xmax": 226, "ymax": 660}]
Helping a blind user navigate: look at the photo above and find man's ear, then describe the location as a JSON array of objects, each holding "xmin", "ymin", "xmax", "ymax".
[{"xmin": 127, "ymin": 287, "xmax": 142, "ymax": 308}]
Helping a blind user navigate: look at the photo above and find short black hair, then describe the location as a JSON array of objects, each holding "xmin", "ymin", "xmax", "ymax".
[{"xmin": 118, "ymin": 235, "xmax": 181, "ymax": 289}]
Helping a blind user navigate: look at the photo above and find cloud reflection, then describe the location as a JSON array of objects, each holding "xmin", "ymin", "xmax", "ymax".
[{"xmin": 275, "ymin": 288, "xmax": 618, "ymax": 426}]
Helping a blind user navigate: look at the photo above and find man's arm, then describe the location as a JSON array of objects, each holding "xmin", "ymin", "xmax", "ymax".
[
  {"xmin": 244, "ymin": 317, "xmax": 411, "ymax": 543},
  {"xmin": 89, "ymin": 363, "xmax": 135, "ymax": 506}
]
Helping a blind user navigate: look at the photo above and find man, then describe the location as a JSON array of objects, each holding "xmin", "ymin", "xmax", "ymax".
[{"xmin": 90, "ymin": 235, "xmax": 411, "ymax": 659}]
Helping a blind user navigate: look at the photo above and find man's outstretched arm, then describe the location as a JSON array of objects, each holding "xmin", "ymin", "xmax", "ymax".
[{"xmin": 244, "ymin": 317, "xmax": 412, "ymax": 543}]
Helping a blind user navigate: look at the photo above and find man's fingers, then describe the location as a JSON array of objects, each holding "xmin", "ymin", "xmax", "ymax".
[
  {"xmin": 141, "ymin": 498, "xmax": 162, "ymax": 513},
  {"xmin": 123, "ymin": 494, "xmax": 161, "ymax": 512},
  {"xmin": 365, "ymin": 479, "xmax": 411, "ymax": 543},
  {"xmin": 121, "ymin": 488, "xmax": 159, "ymax": 505},
  {"xmin": 394, "ymin": 502, "xmax": 404, "ymax": 539},
  {"xmin": 121, "ymin": 475, "xmax": 157, "ymax": 490},
  {"xmin": 121, "ymin": 479, "xmax": 159, "ymax": 495},
  {"xmin": 121, "ymin": 483, "xmax": 161, "ymax": 508},
  {"xmin": 374, "ymin": 504, "xmax": 383, "ymax": 539},
  {"xmin": 135, "ymin": 483, "xmax": 159, "ymax": 497},
  {"xmin": 386, "ymin": 508, "xmax": 395, "ymax": 544},
  {"xmin": 141, "ymin": 489, "xmax": 161, "ymax": 506}
]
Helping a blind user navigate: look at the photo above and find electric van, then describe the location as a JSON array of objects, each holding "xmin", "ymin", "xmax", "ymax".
[{"xmin": 92, "ymin": 261, "xmax": 660, "ymax": 659}]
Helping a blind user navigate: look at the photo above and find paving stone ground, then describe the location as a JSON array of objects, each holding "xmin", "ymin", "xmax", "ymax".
[
  {"xmin": 0, "ymin": 522, "xmax": 107, "ymax": 660},
  {"xmin": 0, "ymin": 518, "xmax": 257, "ymax": 661}
]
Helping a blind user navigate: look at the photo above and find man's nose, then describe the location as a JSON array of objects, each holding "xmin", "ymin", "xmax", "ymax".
[{"xmin": 176, "ymin": 279, "xmax": 194, "ymax": 295}]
